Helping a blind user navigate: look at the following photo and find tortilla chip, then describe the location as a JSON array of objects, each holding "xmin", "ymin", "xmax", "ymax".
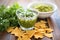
[
  {"xmin": 37, "ymin": 29, "xmax": 45, "ymax": 33},
  {"xmin": 34, "ymin": 32, "xmax": 44, "ymax": 38},
  {"xmin": 44, "ymin": 33, "xmax": 53, "ymax": 38},
  {"xmin": 7, "ymin": 27, "xmax": 14, "ymax": 33},
  {"xmin": 40, "ymin": 24, "xmax": 47, "ymax": 29},
  {"xmin": 40, "ymin": 20, "xmax": 47, "ymax": 24},
  {"xmin": 17, "ymin": 37, "xmax": 22, "ymax": 40},
  {"xmin": 35, "ymin": 22, "xmax": 41, "ymax": 28},
  {"xmin": 25, "ymin": 30, "xmax": 35, "ymax": 38},
  {"xmin": 45, "ymin": 28, "xmax": 53, "ymax": 33},
  {"xmin": 22, "ymin": 34, "xmax": 31, "ymax": 40},
  {"xmin": 11, "ymin": 27, "xmax": 23, "ymax": 37},
  {"xmin": 35, "ymin": 21, "xmax": 47, "ymax": 29}
]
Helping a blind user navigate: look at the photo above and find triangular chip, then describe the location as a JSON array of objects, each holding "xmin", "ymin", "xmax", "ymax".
[
  {"xmin": 25, "ymin": 30, "xmax": 35, "ymax": 38},
  {"xmin": 34, "ymin": 32, "xmax": 44, "ymax": 38},
  {"xmin": 44, "ymin": 33, "xmax": 53, "ymax": 38},
  {"xmin": 40, "ymin": 20, "xmax": 47, "ymax": 24},
  {"xmin": 17, "ymin": 37, "xmax": 22, "ymax": 40},
  {"xmin": 11, "ymin": 27, "xmax": 23, "ymax": 37},
  {"xmin": 22, "ymin": 34, "xmax": 31, "ymax": 40},
  {"xmin": 7, "ymin": 27, "xmax": 14, "ymax": 33},
  {"xmin": 36, "ymin": 29, "xmax": 45, "ymax": 33},
  {"xmin": 45, "ymin": 28, "xmax": 53, "ymax": 33}
]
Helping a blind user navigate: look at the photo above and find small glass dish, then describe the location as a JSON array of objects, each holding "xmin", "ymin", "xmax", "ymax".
[{"xmin": 16, "ymin": 9, "xmax": 38, "ymax": 30}]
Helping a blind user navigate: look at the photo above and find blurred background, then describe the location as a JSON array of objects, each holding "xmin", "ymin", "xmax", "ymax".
[{"xmin": 0, "ymin": 0, "xmax": 59, "ymax": 8}]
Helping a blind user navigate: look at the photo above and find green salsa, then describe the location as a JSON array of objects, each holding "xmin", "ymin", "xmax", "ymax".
[
  {"xmin": 33, "ymin": 4, "xmax": 53, "ymax": 12},
  {"xmin": 17, "ymin": 10, "xmax": 37, "ymax": 28}
]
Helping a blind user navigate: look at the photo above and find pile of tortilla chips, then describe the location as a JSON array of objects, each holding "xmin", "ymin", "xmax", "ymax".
[{"xmin": 7, "ymin": 20, "xmax": 53, "ymax": 40}]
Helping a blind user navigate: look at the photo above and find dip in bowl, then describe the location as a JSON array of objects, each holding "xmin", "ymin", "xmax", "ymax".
[
  {"xmin": 16, "ymin": 9, "xmax": 38, "ymax": 30},
  {"xmin": 28, "ymin": 2, "xmax": 57, "ymax": 18}
]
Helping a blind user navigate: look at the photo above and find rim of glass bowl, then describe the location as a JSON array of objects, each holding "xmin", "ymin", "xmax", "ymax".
[{"xmin": 16, "ymin": 8, "xmax": 38, "ymax": 20}]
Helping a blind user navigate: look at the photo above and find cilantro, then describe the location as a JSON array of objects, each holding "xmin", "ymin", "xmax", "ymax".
[{"xmin": 0, "ymin": 3, "xmax": 22, "ymax": 31}]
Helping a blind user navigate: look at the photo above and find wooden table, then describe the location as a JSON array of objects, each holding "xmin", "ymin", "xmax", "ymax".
[{"xmin": 0, "ymin": 0, "xmax": 60, "ymax": 40}]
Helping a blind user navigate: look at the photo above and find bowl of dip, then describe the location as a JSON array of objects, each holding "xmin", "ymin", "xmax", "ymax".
[
  {"xmin": 16, "ymin": 9, "xmax": 38, "ymax": 30},
  {"xmin": 28, "ymin": 2, "xmax": 57, "ymax": 18}
]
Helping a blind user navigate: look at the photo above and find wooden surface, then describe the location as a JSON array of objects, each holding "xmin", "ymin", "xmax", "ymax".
[{"xmin": 0, "ymin": 0, "xmax": 60, "ymax": 40}]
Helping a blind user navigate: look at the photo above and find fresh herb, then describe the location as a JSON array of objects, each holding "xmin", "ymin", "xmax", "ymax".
[{"xmin": 0, "ymin": 3, "xmax": 23, "ymax": 31}]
